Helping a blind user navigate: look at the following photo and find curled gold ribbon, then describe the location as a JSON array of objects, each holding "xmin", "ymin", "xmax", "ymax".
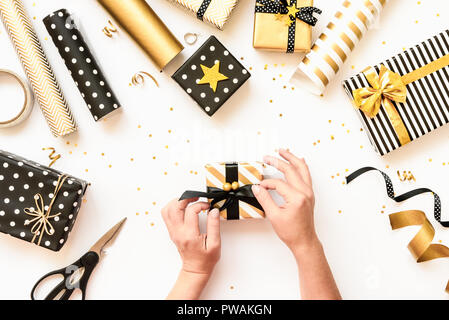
[
  {"xmin": 42, "ymin": 147, "xmax": 61, "ymax": 167},
  {"xmin": 131, "ymin": 71, "xmax": 159, "ymax": 88},
  {"xmin": 102, "ymin": 20, "xmax": 118, "ymax": 38},
  {"xmin": 24, "ymin": 175, "xmax": 68, "ymax": 246},
  {"xmin": 389, "ymin": 210, "xmax": 449, "ymax": 293},
  {"xmin": 397, "ymin": 170, "xmax": 416, "ymax": 182},
  {"xmin": 352, "ymin": 54, "xmax": 449, "ymax": 147}
]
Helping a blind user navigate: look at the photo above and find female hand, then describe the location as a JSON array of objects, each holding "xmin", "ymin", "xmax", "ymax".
[
  {"xmin": 162, "ymin": 198, "xmax": 221, "ymax": 275},
  {"xmin": 252, "ymin": 149, "xmax": 318, "ymax": 254}
]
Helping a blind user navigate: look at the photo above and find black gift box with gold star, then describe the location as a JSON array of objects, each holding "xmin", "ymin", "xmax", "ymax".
[{"xmin": 172, "ymin": 36, "xmax": 251, "ymax": 116}]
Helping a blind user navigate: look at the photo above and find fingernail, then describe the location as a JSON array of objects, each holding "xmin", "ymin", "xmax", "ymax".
[
  {"xmin": 279, "ymin": 148, "xmax": 286, "ymax": 153},
  {"xmin": 252, "ymin": 184, "xmax": 260, "ymax": 195},
  {"xmin": 210, "ymin": 208, "xmax": 219, "ymax": 218}
]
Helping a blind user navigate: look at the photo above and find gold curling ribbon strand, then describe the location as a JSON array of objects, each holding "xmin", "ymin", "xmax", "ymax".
[
  {"xmin": 42, "ymin": 147, "xmax": 61, "ymax": 167},
  {"xmin": 397, "ymin": 170, "xmax": 416, "ymax": 182},
  {"xmin": 102, "ymin": 20, "xmax": 118, "ymax": 38},
  {"xmin": 131, "ymin": 71, "xmax": 159, "ymax": 88},
  {"xmin": 24, "ymin": 175, "xmax": 68, "ymax": 246},
  {"xmin": 389, "ymin": 210, "xmax": 449, "ymax": 293}
]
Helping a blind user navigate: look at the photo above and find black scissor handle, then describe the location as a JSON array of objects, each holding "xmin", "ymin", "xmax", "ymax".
[{"xmin": 31, "ymin": 251, "xmax": 100, "ymax": 300}]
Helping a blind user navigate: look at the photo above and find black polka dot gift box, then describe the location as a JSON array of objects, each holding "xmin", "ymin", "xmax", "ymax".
[
  {"xmin": 172, "ymin": 36, "xmax": 250, "ymax": 116},
  {"xmin": 0, "ymin": 150, "xmax": 88, "ymax": 251},
  {"xmin": 43, "ymin": 9, "xmax": 121, "ymax": 122}
]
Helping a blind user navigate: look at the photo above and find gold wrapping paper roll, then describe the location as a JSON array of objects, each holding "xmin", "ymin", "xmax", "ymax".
[
  {"xmin": 97, "ymin": 0, "xmax": 184, "ymax": 70},
  {"xmin": 0, "ymin": 0, "xmax": 77, "ymax": 137},
  {"xmin": 253, "ymin": 0, "xmax": 313, "ymax": 52},
  {"xmin": 290, "ymin": 0, "xmax": 388, "ymax": 95}
]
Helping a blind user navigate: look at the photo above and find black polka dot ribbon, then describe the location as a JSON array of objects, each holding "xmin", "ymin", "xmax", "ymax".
[
  {"xmin": 346, "ymin": 167, "xmax": 449, "ymax": 228},
  {"xmin": 43, "ymin": 9, "xmax": 121, "ymax": 122},
  {"xmin": 255, "ymin": 0, "xmax": 322, "ymax": 53},
  {"xmin": 197, "ymin": 0, "xmax": 212, "ymax": 21}
]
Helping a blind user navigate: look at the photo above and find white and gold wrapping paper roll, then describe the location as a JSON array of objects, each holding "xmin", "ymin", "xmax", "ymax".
[
  {"xmin": 0, "ymin": 0, "xmax": 77, "ymax": 136},
  {"xmin": 290, "ymin": 0, "xmax": 388, "ymax": 95},
  {"xmin": 206, "ymin": 162, "xmax": 265, "ymax": 220}
]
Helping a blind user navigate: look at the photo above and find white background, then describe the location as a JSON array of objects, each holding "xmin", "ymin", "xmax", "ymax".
[{"xmin": 1, "ymin": 0, "xmax": 449, "ymax": 300}]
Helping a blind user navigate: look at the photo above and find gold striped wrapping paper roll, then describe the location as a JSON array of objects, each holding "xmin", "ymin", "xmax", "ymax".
[
  {"xmin": 168, "ymin": 0, "xmax": 238, "ymax": 30},
  {"xmin": 290, "ymin": 0, "xmax": 388, "ymax": 95},
  {"xmin": 0, "ymin": 0, "xmax": 77, "ymax": 137},
  {"xmin": 206, "ymin": 162, "xmax": 265, "ymax": 220}
]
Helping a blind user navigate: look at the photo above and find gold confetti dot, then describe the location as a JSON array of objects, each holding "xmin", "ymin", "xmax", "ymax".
[
  {"xmin": 279, "ymin": 113, "xmax": 283, "ymax": 117},
  {"xmin": 168, "ymin": 130, "xmax": 172, "ymax": 133},
  {"xmin": 108, "ymin": 165, "xmax": 112, "ymax": 168},
  {"xmin": 429, "ymin": 158, "xmax": 433, "ymax": 162},
  {"xmin": 170, "ymin": 107, "xmax": 174, "ymax": 111},
  {"xmin": 136, "ymin": 212, "xmax": 140, "ymax": 216},
  {"xmin": 150, "ymin": 222, "xmax": 155, "ymax": 227},
  {"xmin": 382, "ymin": 41, "xmax": 386, "ymax": 45},
  {"xmin": 164, "ymin": 172, "xmax": 168, "ymax": 175},
  {"xmin": 137, "ymin": 187, "xmax": 141, "ymax": 191},
  {"xmin": 269, "ymin": 99, "xmax": 273, "ymax": 103},
  {"xmin": 360, "ymin": 146, "xmax": 363, "ymax": 149},
  {"xmin": 153, "ymin": 156, "xmax": 156, "ymax": 160},
  {"xmin": 66, "ymin": 141, "xmax": 70, "ymax": 145},
  {"xmin": 69, "ymin": 151, "xmax": 72, "ymax": 155},
  {"xmin": 83, "ymin": 152, "xmax": 87, "ymax": 155},
  {"xmin": 101, "ymin": 153, "xmax": 105, "ymax": 156},
  {"xmin": 85, "ymin": 169, "xmax": 88, "ymax": 172},
  {"xmin": 249, "ymin": 67, "xmax": 253, "ymax": 70},
  {"xmin": 131, "ymin": 158, "xmax": 134, "ymax": 161},
  {"xmin": 328, "ymin": 120, "xmax": 332, "ymax": 123},
  {"xmin": 230, "ymin": 286, "xmax": 235, "ymax": 290},
  {"xmin": 153, "ymin": 202, "xmax": 156, "ymax": 205},
  {"xmin": 331, "ymin": 135, "xmax": 335, "ymax": 140},
  {"xmin": 338, "ymin": 210, "xmax": 342, "ymax": 214},
  {"xmin": 145, "ymin": 211, "xmax": 149, "ymax": 215},
  {"xmin": 138, "ymin": 125, "xmax": 141, "ymax": 128},
  {"xmin": 149, "ymin": 134, "xmax": 152, "ymax": 138},
  {"xmin": 272, "ymin": 77, "xmax": 276, "ymax": 81}
]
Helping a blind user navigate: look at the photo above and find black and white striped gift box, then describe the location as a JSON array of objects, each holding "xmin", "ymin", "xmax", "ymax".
[{"xmin": 343, "ymin": 30, "xmax": 449, "ymax": 156}]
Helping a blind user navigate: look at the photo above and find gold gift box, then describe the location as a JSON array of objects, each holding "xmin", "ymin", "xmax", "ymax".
[
  {"xmin": 205, "ymin": 162, "xmax": 265, "ymax": 220},
  {"xmin": 253, "ymin": 0, "xmax": 313, "ymax": 52}
]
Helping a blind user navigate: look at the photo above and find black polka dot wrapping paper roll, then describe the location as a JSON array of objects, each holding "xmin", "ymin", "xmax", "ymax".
[
  {"xmin": 43, "ymin": 9, "xmax": 121, "ymax": 122},
  {"xmin": 0, "ymin": 150, "xmax": 89, "ymax": 251},
  {"xmin": 172, "ymin": 36, "xmax": 250, "ymax": 116}
]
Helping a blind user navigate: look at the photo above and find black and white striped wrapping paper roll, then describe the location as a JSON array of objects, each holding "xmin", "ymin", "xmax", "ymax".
[
  {"xmin": 343, "ymin": 30, "xmax": 449, "ymax": 156},
  {"xmin": 43, "ymin": 9, "xmax": 121, "ymax": 121}
]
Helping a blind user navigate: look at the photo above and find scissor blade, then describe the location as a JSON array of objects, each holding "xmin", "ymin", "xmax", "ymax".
[{"xmin": 89, "ymin": 218, "xmax": 127, "ymax": 256}]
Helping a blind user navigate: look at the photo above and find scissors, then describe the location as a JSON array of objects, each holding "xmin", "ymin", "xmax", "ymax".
[{"xmin": 31, "ymin": 218, "xmax": 127, "ymax": 300}]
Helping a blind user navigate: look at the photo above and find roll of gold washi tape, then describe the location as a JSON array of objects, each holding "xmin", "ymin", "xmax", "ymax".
[
  {"xmin": 97, "ymin": 0, "xmax": 184, "ymax": 70},
  {"xmin": 0, "ymin": 69, "xmax": 34, "ymax": 128}
]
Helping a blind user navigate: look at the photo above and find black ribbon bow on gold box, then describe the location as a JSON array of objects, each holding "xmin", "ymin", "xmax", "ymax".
[
  {"xmin": 254, "ymin": 0, "xmax": 321, "ymax": 53},
  {"xmin": 180, "ymin": 162, "xmax": 265, "ymax": 220}
]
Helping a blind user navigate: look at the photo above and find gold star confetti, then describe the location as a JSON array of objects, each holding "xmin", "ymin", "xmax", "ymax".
[{"xmin": 198, "ymin": 61, "xmax": 228, "ymax": 92}]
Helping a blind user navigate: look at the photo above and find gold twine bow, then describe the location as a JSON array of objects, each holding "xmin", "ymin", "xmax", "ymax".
[
  {"xmin": 389, "ymin": 210, "xmax": 449, "ymax": 293},
  {"xmin": 352, "ymin": 54, "xmax": 449, "ymax": 147},
  {"xmin": 102, "ymin": 20, "xmax": 118, "ymax": 38},
  {"xmin": 397, "ymin": 170, "xmax": 416, "ymax": 182},
  {"xmin": 23, "ymin": 175, "xmax": 68, "ymax": 246}
]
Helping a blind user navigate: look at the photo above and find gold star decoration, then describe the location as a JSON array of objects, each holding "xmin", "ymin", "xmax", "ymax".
[
  {"xmin": 286, "ymin": 4, "xmax": 300, "ymax": 18},
  {"xmin": 198, "ymin": 61, "xmax": 228, "ymax": 92}
]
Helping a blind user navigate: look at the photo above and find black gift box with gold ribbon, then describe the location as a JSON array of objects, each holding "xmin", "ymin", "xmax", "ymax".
[
  {"xmin": 0, "ymin": 150, "xmax": 88, "ymax": 251},
  {"xmin": 343, "ymin": 30, "xmax": 449, "ymax": 156}
]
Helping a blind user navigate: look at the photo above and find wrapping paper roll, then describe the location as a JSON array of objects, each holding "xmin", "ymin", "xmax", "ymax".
[
  {"xmin": 97, "ymin": 0, "xmax": 184, "ymax": 70},
  {"xmin": 290, "ymin": 0, "xmax": 388, "ymax": 95},
  {"xmin": 0, "ymin": 0, "xmax": 77, "ymax": 137},
  {"xmin": 43, "ymin": 9, "xmax": 122, "ymax": 122}
]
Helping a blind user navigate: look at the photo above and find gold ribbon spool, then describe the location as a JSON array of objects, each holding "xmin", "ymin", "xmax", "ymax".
[
  {"xmin": 131, "ymin": 71, "xmax": 159, "ymax": 87},
  {"xmin": 0, "ymin": 69, "xmax": 34, "ymax": 128},
  {"xmin": 24, "ymin": 175, "xmax": 68, "ymax": 246},
  {"xmin": 352, "ymin": 54, "xmax": 449, "ymax": 147},
  {"xmin": 102, "ymin": 19, "xmax": 118, "ymax": 38},
  {"xmin": 389, "ymin": 210, "xmax": 449, "ymax": 293}
]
